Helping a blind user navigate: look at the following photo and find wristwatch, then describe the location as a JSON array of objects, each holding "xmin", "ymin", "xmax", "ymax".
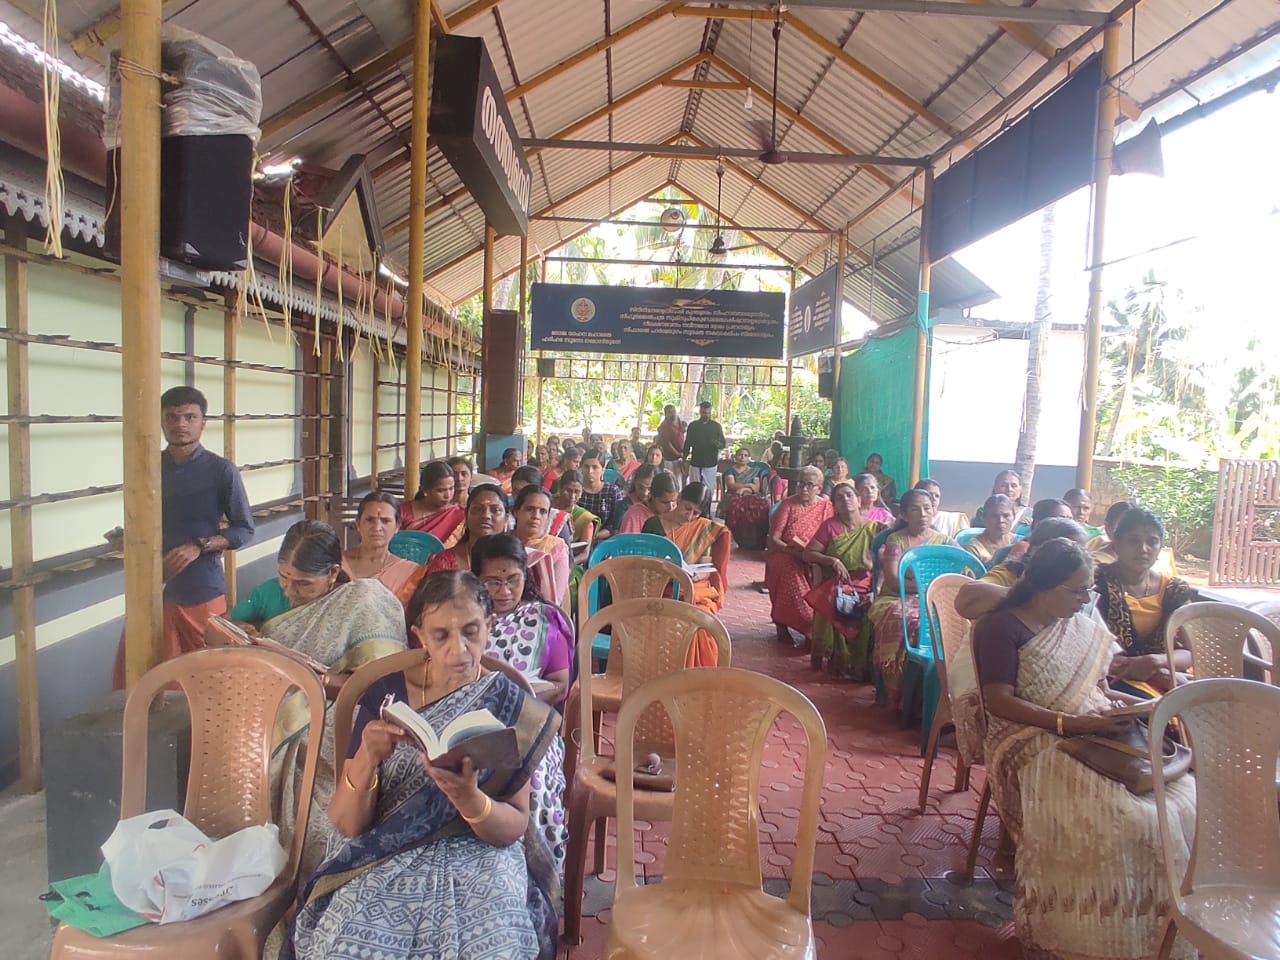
[{"xmin": 194, "ymin": 536, "xmax": 214, "ymax": 554}]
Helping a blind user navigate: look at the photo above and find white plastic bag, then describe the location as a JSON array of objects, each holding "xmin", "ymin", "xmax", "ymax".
[{"xmin": 101, "ymin": 810, "xmax": 286, "ymax": 924}]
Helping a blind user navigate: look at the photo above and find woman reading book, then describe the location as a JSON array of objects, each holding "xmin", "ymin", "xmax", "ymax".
[
  {"xmin": 288, "ymin": 571, "xmax": 561, "ymax": 960},
  {"xmin": 642, "ymin": 481, "xmax": 729, "ymax": 667}
]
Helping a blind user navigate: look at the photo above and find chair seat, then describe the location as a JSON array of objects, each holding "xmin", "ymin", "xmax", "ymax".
[
  {"xmin": 604, "ymin": 880, "xmax": 815, "ymax": 960},
  {"xmin": 1177, "ymin": 886, "xmax": 1280, "ymax": 959},
  {"xmin": 576, "ymin": 756, "xmax": 676, "ymax": 823},
  {"xmin": 51, "ymin": 874, "xmax": 293, "ymax": 958}
]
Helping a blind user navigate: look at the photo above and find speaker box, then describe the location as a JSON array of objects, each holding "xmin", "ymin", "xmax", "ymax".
[
  {"xmin": 818, "ymin": 371, "xmax": 834, "ymax": 398},
  {"xmin": 536, "ymin": 357, "xmax": 556, "ymax": 378},
  {"xmin": 482, "ymin": 309, "xmax": 523, "ymax": 435},
  {"xmin": 105, "ymin": 134, "xmax": 254, "ymax": 271}
]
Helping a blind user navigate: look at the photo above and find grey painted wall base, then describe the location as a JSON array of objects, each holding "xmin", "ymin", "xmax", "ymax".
[{"xmin": 44, "ymin": 691, "xmax": 191, "ymax": 884}]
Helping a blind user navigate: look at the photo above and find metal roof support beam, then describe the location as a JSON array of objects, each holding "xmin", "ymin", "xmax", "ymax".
[
  {"xmin": 672, "ymin": 182, "xmax": 828, "ymax": 272},
  {"xmin": 532, "ymin": 215, "xmax": 836, "ymax": 236},
  {"xmin": 521, "ymin": 137, "xmax": 927, "ymax": 167},
  {"xmin": 663, "ymin": 79, "xmax": 750, "ymax": 90},
  {"xmin": 452, "ymin": 184, "xmax": 674, "ymax": 304},
  {"xmin": 683, "ymin": 0, "xmax": 1109, "ymax": 26},
  {"xmin": 424, "ymin": 152, "xmax": 661, "ymax": 283}
]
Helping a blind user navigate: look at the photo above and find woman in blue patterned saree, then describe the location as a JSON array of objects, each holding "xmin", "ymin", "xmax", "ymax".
[{"xmin": 287, "ymin": 570, "xmax": 562, "ymax": 960}]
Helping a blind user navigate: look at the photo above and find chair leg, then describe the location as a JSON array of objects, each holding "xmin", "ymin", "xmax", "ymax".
[
  {"xmin": 1154, "ymin": 914, "xmax": 1178, "ymax": 960},
  {"xmin": 953, "ymin": 758, "xmax": 971, "ymax": 794},
  {"xmin": 593, "ymin": 816, "xmax": 608, "ymax": 875},
  {"xmin": 964, "ymin": 780, "xmax": 992, "ymax": 881},
  {"xmin": 917, "ymin": 710, "xmax": 945, "ymax": 813},
  {"xmin": 561, "ymin": 786, "xmax": 593, "ymax": 945}
]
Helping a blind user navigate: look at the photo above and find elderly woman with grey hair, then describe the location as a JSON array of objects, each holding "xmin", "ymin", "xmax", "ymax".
[{"xmin": 765, "ymin": 464, "xmax": 833, "ymax": 645}]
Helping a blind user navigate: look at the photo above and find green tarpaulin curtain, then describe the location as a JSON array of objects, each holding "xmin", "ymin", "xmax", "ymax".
[{"xmin": 831, "ymin": 326, "xmax": 928, "ymax": 495}]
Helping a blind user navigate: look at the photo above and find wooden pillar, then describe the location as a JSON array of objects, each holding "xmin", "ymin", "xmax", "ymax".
[
  {"xmin": 403, "ymin": 0, "xmax": 431, "ymax": 499},
  {"xmin": 831, "ymin": 232, "xmax": 847, "ymax": 404},
  {"xmin": 518, "ymin": 232, "xmax": 528, "ymax": 322},
  {"xmin": 909, "ymin": 167, "xmax": 934, "ymax": 488},
  {"xmin": 120, "ymin": 0, "xmax": 164, "ymax": 686},
  {"xmin": 221, "ymin": 294, "xmax": 237, "ymax": 609},
  {"xmin": 1076, "ymin": 24, "xmax": 1121, "ymax": 490},
  {"xmin": 5, "ymin": 216, "xmax": 39, "ymax": 791},
  {"xmin": 370, "ymin": 355, "xmax": 380, "ymax": 486}
]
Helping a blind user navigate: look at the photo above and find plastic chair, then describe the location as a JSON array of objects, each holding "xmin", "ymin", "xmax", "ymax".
[
  {"xmin": 606, "ymin": 668, "xmax": 826, "ymax": 960},
  {"xmin": 587, "ymin": 532, "xmax": 683, "ymax": 568},
  {"xmin": 603, "ymin": 467, "xmax": 622, "ymax": 484},
  {"xmin": 577, "ymin": 556, "xmax": 693, "ymax": 669},
  {"xmin": 954, "ymin": 527, "xmax": 984, "ymax": 546},
  {"xmin": 50, "ymin": 647, "xmax": 326, "ymax": 959},
  {"xmin": 917, "ymin": 574, "xmax": 977, "ymax": 812},
  {"xmin": 562, "ymin": 598, "xmax": 731, "ymax": 945},
  {"xmin": 1150, "ymin": 678, "xmax": 1280, "ymax": 960},
  {"xmin": 1248, "ymin": 599, "xmax": 1280, "ymax": 673},
  {"xmin": 898, "ymin": 545, "xmax": 984, "ymax": 733},
  {"xmin": 333, "ymin": 649, "xmax": 535, "ymax": 783},
  {"xmin": 1166, "ymin": 601, "xmax": 1280, "ymax": 683},
  {"xmin": 388, "ymin": 530, "xmax": 444, "ymax": 563}
]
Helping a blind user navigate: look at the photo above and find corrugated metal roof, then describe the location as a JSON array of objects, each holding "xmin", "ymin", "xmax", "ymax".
[{"xmin": 8, "ymin": 0, "xmax": 1277, "ymax": 318}]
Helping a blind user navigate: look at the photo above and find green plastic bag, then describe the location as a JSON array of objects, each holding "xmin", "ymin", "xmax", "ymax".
[{"xmin": 43, "ymin": 863, "xmax": 149, "ymax": 938}]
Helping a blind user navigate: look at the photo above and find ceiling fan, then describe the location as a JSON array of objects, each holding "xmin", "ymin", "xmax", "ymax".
[
  {"xmin": 708, "ymin": 158, "xmax": 728, "ymax": 258},
  {"xmin": 756, "ymin": 7, "xmax": 787, "ymax": 165}
]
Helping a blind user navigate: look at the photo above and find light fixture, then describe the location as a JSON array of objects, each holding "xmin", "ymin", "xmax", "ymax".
[
  {"xmin": 744, "ymin": 11, "xmax": 755, "ymax": 111},
  {"xmin": 659, "ymin": 207, "xmax": 685, "ymax": 234}
]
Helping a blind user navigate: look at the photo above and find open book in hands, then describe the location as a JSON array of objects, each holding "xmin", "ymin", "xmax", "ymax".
[
  {"xmin": 380, "ymin": 697, "xmax": 521, "ymax": 772},
  {"xmin": 204, "ymin": 615, "xmax": 329, "ymax": 675}
]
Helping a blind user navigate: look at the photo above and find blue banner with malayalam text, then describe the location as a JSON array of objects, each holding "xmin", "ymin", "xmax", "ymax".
[
  {"xmin": 530, "ymin": 282, "xmax": 785, "ymax": 359},
  {"xmin": 787, "ymin": 265, "xmax": 841, "ymax": 358}
]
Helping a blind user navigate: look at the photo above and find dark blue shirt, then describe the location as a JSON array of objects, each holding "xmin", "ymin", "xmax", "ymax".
[{"xmin": 163, "ymin": 445, "xmax": 254, "ymax": 606}]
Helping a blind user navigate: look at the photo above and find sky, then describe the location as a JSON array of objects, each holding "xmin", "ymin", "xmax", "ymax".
[{"xmin": 952, "ymin": 87, "xmax": 1280, "ymax": 346}]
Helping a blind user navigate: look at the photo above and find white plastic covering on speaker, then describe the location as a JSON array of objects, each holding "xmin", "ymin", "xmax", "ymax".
[{"xmin": 104, "ymin": 25, "xmax": 262, "ymax": 149}]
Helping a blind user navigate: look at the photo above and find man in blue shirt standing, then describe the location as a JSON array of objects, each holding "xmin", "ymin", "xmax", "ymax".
[{"xmin": 112, "ymin": 386, "xmax": 255, "ymax": 687}]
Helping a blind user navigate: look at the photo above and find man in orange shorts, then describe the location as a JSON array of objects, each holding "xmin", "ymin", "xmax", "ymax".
[{"xmin": 112, "ymin": 386, "xmax": 254, "ymax": 687}]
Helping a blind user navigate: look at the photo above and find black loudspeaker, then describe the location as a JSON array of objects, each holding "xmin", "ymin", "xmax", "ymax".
[
  {"xmin": 536, "ymin": 357, "xmax": 557, "ymax": 378},
  {"xmin": 105, "ymin": 134, "xmax": 254, "ymax": 271},
  {"xmin": 482, "ymin": 310, "xmax": 523, "ymax": 435},
  {"xmin": 818, "ymin": 371, "xmax": 834, "ymax": 398}
]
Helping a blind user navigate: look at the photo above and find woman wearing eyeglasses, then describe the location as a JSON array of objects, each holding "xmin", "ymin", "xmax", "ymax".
[{"xmin": 470, "ymin": 534, "xmax": 571, "ymax": 875}]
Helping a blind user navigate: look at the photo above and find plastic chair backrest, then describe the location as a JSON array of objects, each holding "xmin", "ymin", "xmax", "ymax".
[
  {"xmin": 388, "ymin": 530, "xmax": 444, "ymax": 563},
  {"xmin": 869, "ymin": 527, "xmax": 894, "ymax": 593},
  {"xmin": 613, "ymin": 667, "xmax": 825, "ymax": 916},
  {"xmin": 954, "ymin": 527, "xmax": 983, "ymax": 546},
  {"xmin": 1165, "ymin": 602, "xmax": 1280, "ymax": 682},
  {"xmin": 122, "ymin": 647, "xmax": 326, "ymax": 881},
  {"xmin": 587, "ymin": 532, "xmax": 683, "ymax": 568},
  {"xmin": 577, "ymin": 555, "xmax": 693, "ymax": 651},
  {"xmin": 1248, "ymin": 599, "xmax": 1280, "ymax": 671},
  {"xmin": 333, "ymin": 649, "xmax": 534, "ymax": 782},
  {"xmin": 603, "ymin": 468, "xmax": 622, "ymax": 484},
  {"xmin": 1150, "ymin": 678, "xmax": 1280, "ymax": 898},
  {"xmin": 899, "ymin": 545, "xmax": 984, "ymax": 651},
  {"xmin": 576, "ymin": 598, "xmax": 730, "ymax": 763}
]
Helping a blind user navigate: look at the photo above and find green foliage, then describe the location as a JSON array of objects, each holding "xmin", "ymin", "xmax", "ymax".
[{"xmin": 1109, "ymin": 462, "xmax": 1217, "ymax": 558}]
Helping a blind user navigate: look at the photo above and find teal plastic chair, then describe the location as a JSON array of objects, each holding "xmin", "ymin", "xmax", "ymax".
[
  {"xmin": 388, "ymin": 530, "xmax": 444, "ymax": 564},
  {"xmin": 602, "ymin": 467, "xmax": 622, "ymax": 484},
  {"xmin": 898, "ymin": 545, "xmax": 985, "ymax": 744},
  {"xmin": 954, "ymin": 527, "xmax": 983, "ymax": 546},
  {"xmin": 584, "ymin": 533, "xmax": 684, "ymax": 663}
]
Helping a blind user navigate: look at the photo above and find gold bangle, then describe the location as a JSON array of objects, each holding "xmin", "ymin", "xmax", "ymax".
[
  {"xmin": 343, "ymin": 768, "xmax": 378, "ymax": 793},
  {"xmin": 1056, "ymin": 712, "xmax": 1065, "ymax": 736},
  {"xmin": 461, "ymin": 793, "xmax": 493, "ymax": 825}
]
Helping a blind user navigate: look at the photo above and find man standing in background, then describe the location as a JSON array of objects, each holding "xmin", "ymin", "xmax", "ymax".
[
  {"xmin": 112, "ymin": 385, "xmax": 255, "ymax": 687},
  {"xmin": 655, "ymin": 404, "xmax": 688, "ymax": 489},
  {"xmin": 684, "ymin": 400, "xmax": 726, "ymax": 493}
]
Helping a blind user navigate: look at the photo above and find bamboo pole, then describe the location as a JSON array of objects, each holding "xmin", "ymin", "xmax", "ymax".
[
  {"xmin": 120, "ymin": 0, "xmax": 164, "ymax": 687},
  {"xmin": 1076, "ymin": 24, "xmax": 1120, "ymax": 490},
  {"xmin": 221, "ymin": 293, "xmax": 237, "ymax": 609},
  {"xmin": 5, "ymin": 216, "xmax": 39, "ymax": 791},
  {"xmin": 909, "ymin": 166, "xmax": 934, "ymax": 487},
  {"xmin": 371, "ymin": 356, "xmax": 380, "ymax": 486},
  {"xmin": 784, "ymin": 270, "xmax": 795, "ymax": 431},
  {"xmin": 832, "ymin": 230, "xmax": 848, "ymax": 405},
  {"xmin": 403, "ymin": 0, "xmax": 431, "ymax": 499}
]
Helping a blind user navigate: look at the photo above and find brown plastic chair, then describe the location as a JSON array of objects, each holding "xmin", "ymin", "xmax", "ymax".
[
  {"xmin": 917, "ymin": 573, "xmax": 977, "ymax": 813},
  {"xmin": 575, "ymin": 556, "xmax": 695, "ymax": 713},
  {"xmin": 50, "ymin": 646, "xmax": 326, "ymax": 959},
  {"xmin": 333, "ymin": 649, "xmax": 535, "ymax": 781},
  {"xmin": 563, "ymin": 597, "xmax": 731, "ymax": 945},
  {"xmin": 605, "ymin": 667, "xmax": 826, "ymax": 960},
  {"xmin": 1150, "ymin": 678, "xmax": 1280, "ymax": 960},
  {"xmin": 1165, "ymin": 601, "xmax": 1280, "ymax": 682},
  {"xmin": 1247, "ymin": 600, "xmax": 1280, "ymax": 673}
]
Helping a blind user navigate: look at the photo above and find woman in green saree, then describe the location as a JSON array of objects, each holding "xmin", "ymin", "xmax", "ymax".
[{"xmin": 802, "ymin": 481, "xmax": 886, "ymax": 677}]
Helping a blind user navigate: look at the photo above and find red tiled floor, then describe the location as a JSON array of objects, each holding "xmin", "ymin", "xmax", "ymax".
[{"xmin": 561, "ymin": 550, "xmax": 1018, "ymax": 959}]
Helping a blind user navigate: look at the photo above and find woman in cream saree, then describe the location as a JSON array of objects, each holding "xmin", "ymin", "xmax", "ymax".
[{"xmin": 975, "ymin": 539, "xmax": 1196, "ymax": 960}]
